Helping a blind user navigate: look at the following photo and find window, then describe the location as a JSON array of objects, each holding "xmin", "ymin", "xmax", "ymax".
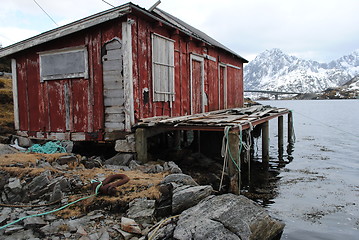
[
  {"xmin": 151, "ymin": 33, "xmax": 175, "ymax": 101},
  {"xmin": 39, "ymin": 47, "xmax": 88, "ymax": 81}
]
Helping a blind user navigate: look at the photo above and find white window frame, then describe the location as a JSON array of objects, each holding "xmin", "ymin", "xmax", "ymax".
[
  {"xmin": 39, "ymin": 46, "xmax": 89, "ymax": 82},
  {"xmin": 151, "ymin": 33, "xmax": 175, "ymax": 102}
]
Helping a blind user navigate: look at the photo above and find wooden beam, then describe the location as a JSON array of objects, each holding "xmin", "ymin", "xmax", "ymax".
[
  {"xmin": 228, "ymin": 130, "xmax": 240, "ymax": 195},
  {"xmin": 11, "ymin": 59, "xmax": 19, "ymax": 130},
  {"xmin": 288, "ymin": 111, "xmax": 294, "ymax": 144},
  {"xmin": 262, "ymin": 121, "xmax": 269, "ymax": 166},
  {"xmin": 135, "ymin": 128, "xmax": 147, "ymax": 163},
  {"xmin": 278, "ymin": 116, "xmax": 284, "ymax": 159},
  {"xmin": 122, "ymin": 19, "xmax": 135, "ymax": 132}
]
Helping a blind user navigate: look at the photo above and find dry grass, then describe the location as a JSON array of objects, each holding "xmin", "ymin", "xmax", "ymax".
[
  {"xmin": 0, "ymin": 77, "xmax": 14, "ymax": 135},
  {"xmin": 0, "ymin": 152, "xmax": 168, "ymax": 218},
  {"xmin": 0, "ymin": 153, "xmax": 68, "ymax": 167}
]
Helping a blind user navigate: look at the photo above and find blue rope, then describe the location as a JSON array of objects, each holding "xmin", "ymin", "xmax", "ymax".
[{"xmin": 0, "ymin": 181, "xmax": 103, "ymax": 230}]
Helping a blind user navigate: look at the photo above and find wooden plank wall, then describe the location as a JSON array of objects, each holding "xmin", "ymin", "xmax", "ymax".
[
  {"xmin": 131, "ymin": 14, "xmax": 244, "ymax": 121},
  {"xmin": 13, "ymin": 19, "xmax": 125, "ymax": 140}
]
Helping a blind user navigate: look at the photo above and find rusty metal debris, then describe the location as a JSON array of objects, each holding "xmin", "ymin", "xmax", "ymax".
[{"xmin": 92, "ymin": 174, "xmax": 130, "ymax": 196}]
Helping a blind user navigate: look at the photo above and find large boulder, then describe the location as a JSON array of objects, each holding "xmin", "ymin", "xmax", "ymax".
[
  {"xmin": 172, "ymin": 185, "xmax": 213, "ymax": 214},
  {"xmin": 173, "ymin": 194, "xmax": 285, "ymax": 240}
]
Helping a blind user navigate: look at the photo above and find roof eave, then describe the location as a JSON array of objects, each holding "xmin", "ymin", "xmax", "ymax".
[{"xmin": 0, "ymin": 4, "xmax": 132, "ymax": 58}]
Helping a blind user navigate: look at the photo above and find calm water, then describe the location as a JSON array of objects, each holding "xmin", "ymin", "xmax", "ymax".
[{"xmin": 257, "ymin": 100, "xmax": 359, "ymax": 239}]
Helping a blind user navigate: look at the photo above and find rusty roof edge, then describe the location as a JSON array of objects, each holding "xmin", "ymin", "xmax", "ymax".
[{"xmin": 0, "ymin": 4, "xmax": 133, "ymax": 58}]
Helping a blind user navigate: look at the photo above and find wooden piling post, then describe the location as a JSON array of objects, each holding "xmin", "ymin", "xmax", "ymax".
[
  {"xmin": 278, "ymin": 116, "xmax": 284, "ymax": 158},
  {"xmin": 262, "ymin": 121, "xmax": 269, "ymax": 166},
  {"xmin": 174, "ymin": 130, "xmax": 181, "ymax": 150},
  {"xmin": 288, "ymin": 111, "xmax": 294, "ymax": 144},
  {"xmin": 135, "ymin": 128, "xmax": 148, "ymax": 163},
  {"xmin": 228, "ymin": 130, "xmax": 240, "ymax": 195}
]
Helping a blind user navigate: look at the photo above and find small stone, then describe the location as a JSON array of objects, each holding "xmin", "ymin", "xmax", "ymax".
[
  {"xmin": 127, "ymin": 198, "xmax": 155, "ymax": 225},
  {"xmin": 57, "ymin": 155, "xmax": 77, "ymax": 165},
  {"xmin": 77, "ymin": 225, "xmax": 88, "ymax": 236},
  {"xmin": 64, "ymin": 232, "xmax": 72, "ymax": 238},
  {"xmin": 115, "ymin": 228, "xmax": 134, "ymax": 240},
  {"xmin": 7, "ymin": 178, "xmax": 22, "ymax": 192},
  {"xmin": 24, "ymin": 216, "xmax": 47, "ymax": 229},
  {"xmin": 160, "ymin": 174, "xmax": 198, "ymax": 186},
  {"xmin": 0, "ymin": 208, "xmax": 11, "ymax": 225},
  {"xmin": 129, "ymin": 160, "xmax": 140, "ymax": 170},
  {"xmin": 49, "ymin": 182, "xmax": 63, "ymax": 204},
  {"xmin": 121, "ymin": 217, "xmax": 142, "ymax": 234},
  {"xmin": 4, "ymin": 225, "xmax": 24, "ymax": 235},
  {"xmin": 105, "ymin": 153, "xmax": 134, "ymax": 166}
]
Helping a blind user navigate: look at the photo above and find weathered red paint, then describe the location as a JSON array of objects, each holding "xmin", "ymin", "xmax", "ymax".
[{"xmin": 11, "ymin": 8, "xmax": 246, "ymax": 141}]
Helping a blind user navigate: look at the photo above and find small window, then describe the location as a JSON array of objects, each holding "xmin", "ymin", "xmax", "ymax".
[
  {"xmin": 39, "ymin": 47, "xmax": 88, "ymax": 81},
  {"xmin": 152, "ymin": 33, "xmax": 175, "ymax": 101}
]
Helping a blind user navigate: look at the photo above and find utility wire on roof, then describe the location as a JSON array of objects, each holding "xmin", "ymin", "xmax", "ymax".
[
  {"xmin": 33, "ymin": 0, "xmax": 58, "ymax": 26},
  {"xmin": 102, "ymin": 0, "xmax": 115, "ymax": 8}
]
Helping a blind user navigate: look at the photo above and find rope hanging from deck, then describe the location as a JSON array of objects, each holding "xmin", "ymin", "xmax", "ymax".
[{"xmin": 219, "ymin": 125, "xmax": 242, "ymax": 191}]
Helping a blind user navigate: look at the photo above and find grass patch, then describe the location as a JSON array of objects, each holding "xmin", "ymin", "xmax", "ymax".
[{"xmin": 0, "ymin": 77, "xmax": 14, "ymax": 135}]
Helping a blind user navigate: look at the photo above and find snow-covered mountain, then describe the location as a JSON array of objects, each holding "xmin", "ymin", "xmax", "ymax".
[{"xmin": 244, "ymin": 48, "xmax": 359, "ymax": 93}]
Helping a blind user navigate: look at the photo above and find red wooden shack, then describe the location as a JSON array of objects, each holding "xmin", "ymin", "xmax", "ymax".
[{"xmin": 0, "ymin": 2, "xmax": 248, "ymax": 142}]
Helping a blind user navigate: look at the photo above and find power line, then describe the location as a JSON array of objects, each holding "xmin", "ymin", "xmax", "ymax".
[
  {"xmin": 33, "ymin": 0, "xmax": 58, "ymax": 27},
  {"xmin": 102, "ymin": 0, "xmax": 115, "ymax": 8}
]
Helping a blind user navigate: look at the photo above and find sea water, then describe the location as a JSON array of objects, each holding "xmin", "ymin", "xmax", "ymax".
[{"xmin": 257, "ymin": 100, "xmax": 359, "ymax": 239}]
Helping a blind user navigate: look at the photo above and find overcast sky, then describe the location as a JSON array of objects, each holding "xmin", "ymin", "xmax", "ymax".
[{"xmin": 0, "ymin": 0, "xmax": 358, "ymax": 62}]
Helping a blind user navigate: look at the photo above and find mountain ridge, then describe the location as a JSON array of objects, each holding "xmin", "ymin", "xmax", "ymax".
[{"xmin": 244, "ymin": 48, "xmax": 359, "ymax": 93}]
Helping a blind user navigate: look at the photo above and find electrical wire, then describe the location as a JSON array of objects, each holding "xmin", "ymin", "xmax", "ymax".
[
  {"xmin": 102, "ymin": 0, "xmax": 115, "ymax": 8},
  {"xmin": 33, "ymin": 0, "xmax": 58, "ymax": 26}
]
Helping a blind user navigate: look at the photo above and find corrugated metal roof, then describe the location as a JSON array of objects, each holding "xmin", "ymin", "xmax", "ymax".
[{"xmin": 0, "ymin": 2, "xmax": 248, "ymax": 62}]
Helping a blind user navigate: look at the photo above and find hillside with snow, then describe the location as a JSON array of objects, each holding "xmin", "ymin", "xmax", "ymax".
[{"xmin": 244, "ymin": 48, "xmax": 359, "ymax": 93}]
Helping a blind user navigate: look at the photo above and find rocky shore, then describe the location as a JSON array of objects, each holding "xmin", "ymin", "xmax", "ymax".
[{"xmin": 0, "ymin": 143, "xmax": 284, "ymax": 240}]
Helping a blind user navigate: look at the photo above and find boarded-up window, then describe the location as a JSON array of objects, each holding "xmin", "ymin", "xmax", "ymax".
[
  {"xmin": 152, "ymin": 33, "xmax": 175, "ymax": 101},
  {"xmin": 39, "ymin": 47, "xmax": 88, "ymax": 81}
]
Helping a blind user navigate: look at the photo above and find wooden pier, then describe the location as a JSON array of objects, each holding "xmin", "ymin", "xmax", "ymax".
[{"xmin": 134, "ymin": 105, "xmax": 293, "ymax": 195}]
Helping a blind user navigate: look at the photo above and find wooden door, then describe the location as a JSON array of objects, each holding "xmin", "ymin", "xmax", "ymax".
[
  {"xmin": 190, "ymin": 55, "xmax": 204, "ymax": 114},
  {"xmin": 219, "ymin": 64, "xmax": 227, "ymax": 109},
  {"xmin": 102, "ymin": 39, "xmax": 125, "ymax": 132}
]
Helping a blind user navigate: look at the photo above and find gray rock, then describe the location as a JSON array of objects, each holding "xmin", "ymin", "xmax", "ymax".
[
  {"xmin": 173, "ymin": 194, "xmax": 285, "ymax": 240},
  {"xmin": 81, "ymin": 156, "xmax": 103, "ymax": 169},
  {"xmin": 7, "ymin": 178, "xmax": 22, "ymax": 192},
  {"xmin": 23, "ymin": 216, "xmax": 47, "ymax": 229},
  {"xmin": 104, "ymin": 165, "xmax": 131, "ymax": 171},
  {"xmin": 57, "ymin": 154, "xmax": 77, "ymax": 165},
  {"xmin": 0, "ymin": 208, "xmax": 11, "ymax": 225},
  {"xmin": 148, "ymin": 222, "xmax": 177, "ymax": 240},
  {"xmin": 13, "ymin": 136, "xmax": 33, "ymax": 148},
  {"xmin": 88, "ymin": 228, "xmax": 110, "ymax": 240},
  {"xmin": 172, "ymin": 185, "xmax": 213, "ymax": 214},
  {"xmin": 163, "ymin": 161, "xmax": 182, "ymax": 174},
  {"xmin": 105, "ymin": 153, "xmax": 134, "ymax": 166},
  {"xmin": 26, "ymin": 172, "xmax": 50, "ymax": 196},
  {"xmin": 4, "ymin": 225, "xmax": 24, "ymax": 235},
  {"xmin": 0, "ymin": 143, "xmax": 18, "ymax": 155},
  {"xmin": 127, "ymin": 198, "xmax": 156, "ymax": 225},
  {"xmin": 160, "ymin": 174, "xmax": 198, "ymax": 186},
  {"xmin": 145, "ymin": 164, "xmax": 164, "ymax": 173},
  {"xmin": 49, "ymin": 182, "xmax": 63, "ymax": 203},
  {"xmin": 128, "ymin": 160, "xmax": 141, "ymax": 170},
  {"xmin": 5, "ymin": 229, "xmax": 36, "ymax": 240}
]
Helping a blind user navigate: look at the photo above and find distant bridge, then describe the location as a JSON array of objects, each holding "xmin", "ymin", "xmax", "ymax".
[{"xmin": 244, "ymin": 90, "xmax": 303, "ymax": 100}]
